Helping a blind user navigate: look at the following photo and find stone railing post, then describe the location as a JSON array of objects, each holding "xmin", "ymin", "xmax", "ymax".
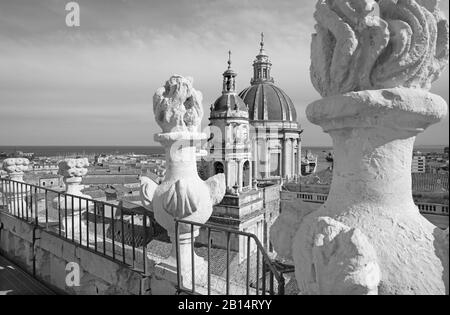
[
  {"xmin": 140, "ymin": 75, "xmax": 225, "ymax": 292},
  {"xmin": 53, "ymin": 158, "xmax": 92, "ymax": 241},
  {"xmin": 1, "ymin": 158, "xmax": 30, "ymax": 215},
  {"xmin": 272, "ymin": 0, "xmax": 449, "ymax": 295}
]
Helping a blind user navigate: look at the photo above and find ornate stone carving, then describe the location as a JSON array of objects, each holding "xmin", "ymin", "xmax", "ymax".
[
  {"xmin": 2, "ymin": 158, "xmax": 30, "ymax": 181},
  {"xmin": 57, "ymin": 158, "xmax": 89, "ymax": 196},
  {"xmin": 270, "ymin": 0, "xmax": 449, "ymax": 295},
  {"xmin": 153, "ymin": 75, "xmax": 203, "ymax": 134},
  {"xmin": 54, "ymin": 158, "xmax": 92, "ymax": 240},
  {"xmin": 300, "ymin": 217, "xmax": 381, "ymax": 295},
  {"xmin": 1, "ymin": 158, "xmax": 30, "ymax": 215},
  {"xmin": 311, "ymin": 0, "xmax": 449, "ymax": 97},
  {"xmin": 141, "ymin": 75, "xmax": 226, "ymax": 290}
]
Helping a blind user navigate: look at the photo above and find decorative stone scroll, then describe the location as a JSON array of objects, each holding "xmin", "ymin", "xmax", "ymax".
[
  {"xmin": 2, "ymin": 158, "xmax": 30, "ymax": 182},
  {"xmin": 311, "ymin": 0, "xmax": 449, "ymax": 97}
]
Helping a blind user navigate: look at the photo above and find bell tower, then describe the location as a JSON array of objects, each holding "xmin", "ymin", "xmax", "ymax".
[{"xmin": 208, "ymin": 51, "xmax": 253, "ymax": 194}]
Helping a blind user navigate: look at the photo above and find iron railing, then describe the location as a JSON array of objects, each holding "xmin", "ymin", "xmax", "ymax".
[
  {"xmin": 175, "ymin": 219, "xmax": 286, "ymax": 295},
  {"xmin": 0, "ymin": 178, "xmax": 151, "ymax": 273}
]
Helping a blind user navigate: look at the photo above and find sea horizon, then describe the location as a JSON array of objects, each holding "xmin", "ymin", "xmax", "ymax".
[{"xmin": 0, "ymin": 144, "xmax": 448, "ymax": 158}]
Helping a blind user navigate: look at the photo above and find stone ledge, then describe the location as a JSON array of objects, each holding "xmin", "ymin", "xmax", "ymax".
[{"xmin": 306, "ymin": 88, "xmax": 448, "ymax": 132}]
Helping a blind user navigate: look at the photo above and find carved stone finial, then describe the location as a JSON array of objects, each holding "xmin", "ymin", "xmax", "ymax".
[
  {"xmin": 2, "ymin": 158, "xmax": 30, "ymax": 181},
  {"xmin": 54, "ymin": 158, "xmax": 92, "ymax": 242},
  {"xmin": 143, "ymin": 76, "xmax": 226, "ymax": 291},
  {"xmin": 56, "ymin": 158, "xmax": 90, "ymax": 201},
  {"xmin": 311, "ymin": 0, "xmax": 449, "ymax": 97},
  {"xmin": 153, "ymin": 75, "xmax": 203, "ymax": 134},
  {"xmin": 271, "ymin": 0, "xmax": 449, "ymax": 296},
  {"xmin": 58, "ymin": 158, "xmax": 89, "ymax": 179},
  {"xmin": 1, "ymin": 158, "xmax": 30, "ymax": 215}
]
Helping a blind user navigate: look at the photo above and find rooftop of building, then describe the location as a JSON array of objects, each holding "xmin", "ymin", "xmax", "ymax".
[{"xmin": 286, "ymin": 169, "xmax": 449, "ymax": 194}]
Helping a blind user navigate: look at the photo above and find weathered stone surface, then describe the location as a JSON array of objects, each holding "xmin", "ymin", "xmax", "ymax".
[
  {"xmin": 140, "ymin": 176, "xmax": 158, "ymax": 210},
  {"xmin": 53, "ymin": 158, "xmax": 92, "ymax": 241},
  {"xmin": 311, "ymin": 0, "xmax": 449, "ymax": 97},
  {"xmin": 205, "ymin": 174, "xmax": 226, "ymax": 205},
  {"xmin": 153, "ymin": 75, "xmax": 203, "ymax": 134},
  {"xmin": 2, "ymin": 158, "xmax": 30, "ymax": 181},
  {"xmin": 276, "ymin": 0, "xmax": 450, "ymax": 295},
  {"xmin": 297, "ymin": 217, "xmax": 381, "ymax": 295},
  {"xmin": 270, "ymin": 200, "xmax": 317, "ymax": 261},
  {"xmin": 140, "ymin": 75, "xmax": 226, "ymax": 291},
  {"xmin": 58, "ymin": 158, "xmax": 89, "ymax": 178},
  {"xmin": 290, "ymin": 88, "xmax": 449, "ymax": 295}
]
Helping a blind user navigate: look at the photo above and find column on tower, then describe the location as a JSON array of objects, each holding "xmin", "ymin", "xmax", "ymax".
[
  {"xmin": 236, "ymin": 160, "xmax": 244, "ymax": 192},
  {"xmin": 283, "ymin": 138, "xmax": 288, "ymax": 179},
  {"xmin": 265, "ymin": 136, "xmax": 270, "ymax": 178},
  {"xmin": 297, "ymin": 138, "xmax": 302, "ymax": 177},
  {"xmin": 291, "ymin": 138, "xmax": 296, "ymax": 180},
  {"xmin": 253, "ymin": 132, "xmax": 258, "ymax": 180}
]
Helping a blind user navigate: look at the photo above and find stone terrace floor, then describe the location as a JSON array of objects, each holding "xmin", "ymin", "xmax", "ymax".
[{"xmin": 0, "ymin": 255, "xmax": 55, "ymax": 295}]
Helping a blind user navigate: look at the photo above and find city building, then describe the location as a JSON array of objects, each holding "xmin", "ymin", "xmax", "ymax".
[
  {"xmin": 412, "ymin": 154, "xmax": 426, "ymax": 173},
  {"xmin": 38, "ymin": 174, "xmax": 62, "ymax": 189}
]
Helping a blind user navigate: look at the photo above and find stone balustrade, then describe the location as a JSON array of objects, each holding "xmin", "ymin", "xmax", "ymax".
[{"xmin": 1, "ymin": 158, "xmax": 30, "ymax": 215}]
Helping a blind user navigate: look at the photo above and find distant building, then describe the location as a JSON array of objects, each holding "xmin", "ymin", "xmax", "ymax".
[
  {"xmin": 94, "ymin": 154, "xmax": 109, "ymax": 166},
  {"xmin": 30, "ymin": 162, "xmax": 59, "ymax": 175},
  {"xmin": 412, "ymin": 155, "xmax": 426, "ymax": 173},
  {"xmin": 282, "ymin": 169, "xmax": 449, "ymax": 229},
  {"xmin": 39, "ymin": 175, "xmax": 62, "ymax": 189}
]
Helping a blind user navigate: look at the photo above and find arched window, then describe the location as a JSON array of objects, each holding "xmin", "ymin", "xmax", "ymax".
[
  {"xmin": 243, "ymin": 161, "xmax": 250, "ymax": 188},
  {"xmin": 214, "ymin": 162, "xmax": 224, "ymax": 175}
]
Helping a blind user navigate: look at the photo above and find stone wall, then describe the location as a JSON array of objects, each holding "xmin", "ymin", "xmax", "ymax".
[{"xmin": 0, "ymin": 211, "xmax": 149, "ymax": 295}]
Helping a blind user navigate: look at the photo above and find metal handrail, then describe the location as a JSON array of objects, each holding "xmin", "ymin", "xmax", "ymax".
[
  {"xmin": 0, "ymin": 178, "xmax": 151, "ymax": 274},
  {"xmin": 175, "ymin": 218, "xmax": 285, "ymax": 295}
]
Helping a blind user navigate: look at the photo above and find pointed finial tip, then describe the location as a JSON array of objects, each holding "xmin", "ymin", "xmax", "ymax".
[
  {"xmin": 227, "ymin": 50, "xmax": 232, "ymax": 69},
  {"xmin": 260, "ymin": 32, "xmax": 265, "ymax": 53}
]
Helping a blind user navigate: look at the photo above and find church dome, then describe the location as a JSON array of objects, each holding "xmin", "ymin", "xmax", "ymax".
[
  {"xmin": 239, "ymin": 83, "xmax": 297, "ymax": 121},
  {"xmin": 239, "ymin": 33, "xmax": 297, "ymax": 122},
  {"xmin": 213, "ymin": 93, "xmax": 248, "ymax": 113}
]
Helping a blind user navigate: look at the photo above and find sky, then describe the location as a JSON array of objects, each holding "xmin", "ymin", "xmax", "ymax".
[{"xmin": 0, "ymin": 0, "xmax": 449, "ymax": 147}]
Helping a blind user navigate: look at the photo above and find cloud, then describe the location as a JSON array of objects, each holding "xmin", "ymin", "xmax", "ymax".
[{"xmin": 0, "ymin": 0, "xmax": 448, "ymax": 146}]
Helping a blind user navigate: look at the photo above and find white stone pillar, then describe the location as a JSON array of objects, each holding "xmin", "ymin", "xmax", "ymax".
[
  {"xmin": 53, "ymin": 158, "xmax": 92, "ymax": 243},
  {"xmin": 146, "ymin": 76, "xmax": 226, "ymax": 290},
  {"xmin": 287, "ymin": 0, "xmax": 449, "ymax": 295},
  {"xmin": 1, "ymin": 158, "xmax": 30, "ymax": 216}
]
